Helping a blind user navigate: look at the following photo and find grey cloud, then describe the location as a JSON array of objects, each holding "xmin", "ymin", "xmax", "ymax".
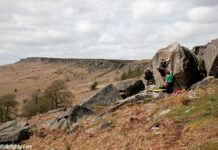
[
  {"xmin": 192, "ymin": 0, "xmax": 218, "ymax": 6},
  {"xmin": 0, "ymin": 0, "xmax": 218, "ymax": 65}
]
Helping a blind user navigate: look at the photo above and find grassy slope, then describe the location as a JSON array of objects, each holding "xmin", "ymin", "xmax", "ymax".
[
  {"xmin": 0, "ymin": 61, "xmax": 120, "ymax": 111},
  {"xmin": 24, "ymin": 79, "xmax": 218, "ymax": 150},
  {"xmin": 0, "ymin": 59, "xmax": 150, "ymax": 114}
]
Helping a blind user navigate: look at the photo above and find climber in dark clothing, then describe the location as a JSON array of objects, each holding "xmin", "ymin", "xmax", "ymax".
[
  {"xmin": 144, "ymin": 68, "xmax": 155, "ymax": 86},
  {"xmin": 157, "ymin": 59, "xmax": 171, "ymax": 78}
]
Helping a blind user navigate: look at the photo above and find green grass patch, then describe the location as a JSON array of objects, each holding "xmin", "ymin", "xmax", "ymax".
[
  {"xmin": 119, "ymin": 67, "xmax": 143, "ymax": 81},
  {"xmin": 166, "ymin": 95, "xmax": 218, "ymax": 123},
  {"xmin": 90, "ymin": 81, "xmax": 98, "ymax": 91},
  {"xmin": 191, "ymin": 141, "xmax": 218, "ymax": 150}
]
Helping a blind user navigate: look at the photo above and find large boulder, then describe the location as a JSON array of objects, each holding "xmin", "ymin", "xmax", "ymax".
[
  {"xmin": 70, "ymin": 105, "xmax": 94, "ymax": 123},
  {"xmin": 189, "ymin": 76, "xmax": 215, "ymax": 90},
  {"xmin": 192, "ymin": 39, "xmax": 218, "ymax": 77},
  {"xmin": 152, "ymin": 43, "xmax": 204, "ymax": 89},
  {"xmin": 114, "ymin": 79, "xmax": 139, "ymax": 91},
  {"xmin": 125, "ymin": 80, "xmax": 145, "ymax": 96},
  {"xmin": 114, "ymin": 79, "xmax": 146, "ymax": 98},
  {"xmin": 82, "ymin": 84, "xmax": 122, "ymax": 108},
  {"xmin": 44, "ymin": 105, "xmax": 93, "ymax": 129},
  {"xmin": 0, "ymin": 121, "xmax": 31, "ymax": 144}
]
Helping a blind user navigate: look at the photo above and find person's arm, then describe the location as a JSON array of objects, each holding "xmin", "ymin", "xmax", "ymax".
[
  {"xmin": 157, "ymin": 62, "xmax": 161, "ymax": 69},
  {"xmin": 165, "ymin": 59, "xmax": 171, "ymax": 67}
]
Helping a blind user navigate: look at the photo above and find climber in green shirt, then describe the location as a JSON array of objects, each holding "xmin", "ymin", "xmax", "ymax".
[{"xmin": 164, "ymin": 71, "xmax": 174, "ymax": 93}]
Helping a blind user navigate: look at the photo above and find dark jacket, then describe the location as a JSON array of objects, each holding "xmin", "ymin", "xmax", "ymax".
[{"xmin": 144, "ymin": 70, "xmax": 154, "ymax": 80}]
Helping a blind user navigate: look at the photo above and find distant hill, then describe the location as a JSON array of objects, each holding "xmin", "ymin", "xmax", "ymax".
[{"xmin": 0, "ymin": 57, "xmax": 151, "ymax": 112}]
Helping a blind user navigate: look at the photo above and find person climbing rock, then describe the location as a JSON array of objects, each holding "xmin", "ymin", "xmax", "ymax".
[
  {"xmin": 164, "ymin": 71, "xmax": 174, "ymax": 93},
  {"xmin": 157, "ymin": 59, "xmax": 170, "ymax": 78},
  {"xmin": 144, "ymin": 68, "xmax": 155, "ymax": 86}
]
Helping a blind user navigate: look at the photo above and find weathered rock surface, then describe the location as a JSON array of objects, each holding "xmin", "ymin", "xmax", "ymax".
[
  {"xmin": 189, "ymin": 76, "xmax": 215, "ymax": 90},
  {"xmin": 152, "ymin": 43, "xmax": 204, "ymax": 89},
  {"xmin": 118, "ymin": 80, "xmax": 145, "ymax": 98},
  {"xmin": 70, "ymin": 105, "xmax": 94, "ymax": 123},
  {"xmin": 192, "ymin": 39, "xmax": 218, "ymax": 77},
  {"xmin": 114, "ymin": 79, "xmax": 138, "ymax": 91},
  {"xmin": 43, "ymin": 105, "xmax": 93, "ymax": 130},
  {"xmin": 19, "ymin": 57, "xmax": 133, "ymax": 72},
  {"xmin": 46, "ymin": 108, "xmax": 67, "ymax": 115},
  {"xmin": 98, "ymin": 92, "xmax": 152, "ymax": 117},
  {"xmin": 0, "ymin": 121, "xmax": 31, "ymax": 144},
  {"xmin": 82, "ymin": 84, "xmax": 122, "ymax": 108}
]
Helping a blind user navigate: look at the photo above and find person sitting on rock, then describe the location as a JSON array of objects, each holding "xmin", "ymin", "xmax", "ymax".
[
  {"xmin": 157, "ymin": 59, "xmax": 171, "ymax": 78},
  {"xmin": 164, "ymin": 71, "xmax": 174, "ymax": 93},
  {"xmin": 144, "ymin": 68, "xmax": 155, "ymax": 86}
]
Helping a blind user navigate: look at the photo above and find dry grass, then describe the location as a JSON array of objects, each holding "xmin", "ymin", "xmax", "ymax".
[
  {"xmin": 0, "ymin": 61, "xmax": 119, "ymax": 114},
  {"xmin": 23, "ymin": 79, "xmax": 218, "ymax": 150}
]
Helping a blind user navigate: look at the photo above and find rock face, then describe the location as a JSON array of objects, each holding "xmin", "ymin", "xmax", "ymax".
[
  {"xmin": 44, "ymin": 105, "xmax": 93, "ymax": 129},
  {"xmin": 82, "ymin": 84, "xmax": 122, "ymax": 108},
  {"xmin": 192, "ymin": 39, "xmax": 218, "ymax": 77},
  {"xmin": 0, "ymin": 121, "xmax": 31, "ymax": 144},
  {"xmin": 19, "ymin": 57, "xmax": 133, "ymax": 72},
  {"xmin": 114, "ymin": 79, "xmax": 146, "ymax": 98},
  {"xmin": 70, "ymin": 105, "xmax": 94, "ymax": 123},
  {"xmin": 152, "ymin": 43, "xmax": 204, "ymax": 89},
  {"xmin": 189, "ymin": 76, "xmax": 215, "ymax": 90},
  {"xmin": 119, "ymin": 80, "xmax": 145, "ymax": 98},
  {"xmin": 114, "ymin": 79, "xmax": 139, "ymax": 91}
]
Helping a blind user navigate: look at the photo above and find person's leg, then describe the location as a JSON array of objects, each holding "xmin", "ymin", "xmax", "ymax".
[
  {"xmin": 157, "ymin": 68, "xmax": 166, "ymax": 78},
  {"xmin": 146, "ymin": 80, "xmax": 149, "ymax": 86},
  {"xmin": 167, "ymin": 83, "xmax": 174, "ymax": 93}
]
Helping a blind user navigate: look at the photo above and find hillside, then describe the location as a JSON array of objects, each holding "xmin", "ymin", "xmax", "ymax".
[
  {"xmin": 0, "ymin": 39, "xmax": 218, "ymax": 150},
  {"xmin": 0, "ymin": 58, "xmax": 150, "ymax": 110},
  {"xmin": 24, "ymin": 77, "xmax": 218, "ymax": 150}
]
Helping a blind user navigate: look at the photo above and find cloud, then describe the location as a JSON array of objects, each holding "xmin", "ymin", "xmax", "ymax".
[
  {"xmin": 131, "ymin": 0, "xmax": 177, "ymax": 21},
  {"xmin": 98, "ymin": 34, "xmax": 116, "ymax": 44},
  {"xmin": 0, "ymin": 0, "xmax": 218, "ymax": 65},
  {"xmin": 187, "ymin": 6, "xmax": 218, "ymax": 23}
]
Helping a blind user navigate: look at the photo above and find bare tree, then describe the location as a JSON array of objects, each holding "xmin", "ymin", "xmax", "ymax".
[
  {"xmin": 0, "ymin": 94, "xmax": 17, "ymax": 122},
  {"xmin": 45, "ymin": 80, "xmax": 70, "ymax": 109},
  {"xmin": 23, "ymin": 80, "xmax": 72, "ymax": 117},
  {"xmin": 31, "ymin": 89, "xmax": 41, "ymax": 104}
]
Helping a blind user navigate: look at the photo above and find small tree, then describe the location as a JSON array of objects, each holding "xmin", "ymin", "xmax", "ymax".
[
  {"xmin": 90, "ymin": 81, "xmax": 98, "ymax": 91},
  {"xmin": 57, "ymin": 90, "xmax": 72, "ymax": 107},
  {"xmin": 31, "ymin": 89, "xmax": 41, "ymax": 104},
  {"xmin": 45, "ymin": 80, "xmax": 65, "ymax": 109},
  {"xmin": 23, "ymin": 80, "xmax": 72, "ymax": 117},
  {"xmin": 0, "ymin": 94, "xmax": 17, "ymax": 122},
  {"xmin": 120, "ymin": 71, "xmax": 127, "ymax": 80}
]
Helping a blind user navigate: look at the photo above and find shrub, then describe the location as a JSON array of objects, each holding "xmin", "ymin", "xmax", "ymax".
[
  {"xmin": 23, "ymin": 80, "xmax": 72, "ymax": 117},
  {"xmin": 90, "ymin": 81, "xmax": 98, "ymax": 91},
  {"xmin": 119, "ymin": 67, "xmax": 143, "ymax": 80},
  {"xmin": 23, "ymin": 96, "xmax": 53, "ymax": 118},
  {"xmin": 0, "ymin": 94, "xmax": 17, "ymax": 123}
]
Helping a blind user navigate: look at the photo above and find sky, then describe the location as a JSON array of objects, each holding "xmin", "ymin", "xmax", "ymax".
[{"xmin": 0, "ymin": 0, "xmax": 218, "ymax": 65}]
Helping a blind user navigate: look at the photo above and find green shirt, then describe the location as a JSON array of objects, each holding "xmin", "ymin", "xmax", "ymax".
[{"xmin": 165, "ymin": 74, "xmax": 173, "ymax": 83}]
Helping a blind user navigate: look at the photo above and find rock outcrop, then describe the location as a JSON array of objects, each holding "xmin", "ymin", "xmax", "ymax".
[
  {"xmin": 70, "ymin": 105, "xmax": 94, "ymax": 123},
  {"xmin": 117, "ymin": 80, "xmax": 145, "ymax": 98},
  {"xmin": 121, "ymin": 80, "xmax": 145, "ymax": 98},
  {"xmin": 114, "ymin": 79, "xmax": 139, "ymax": 91},
  {"xmin": 0, "ymin": 121, "xmax": 31, "ymax": 144},
  {"xmin": 82, "ymin": 84, "xmax": 122, "ymax": 108},
  {"xmin": 152, "ymin": 43, "xmax": 204, "ymax": 89},
  {"xmin": 189, "ymin": 76, "xmax": 215, "ymax": 90},
  {"xmin": 98, "ymin": 91, "xmax": 152, "ymax": 118},
  {"xmin": 44, "ymin": 105, "xmax": 93, "ymax": 130},
  {"xmin": 192, "ymin": 39, "xmax": 218, "ymax": 77},
  {"xmin": 18, "ymin": 57, "xmax": 133, "ymax": 72}
]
